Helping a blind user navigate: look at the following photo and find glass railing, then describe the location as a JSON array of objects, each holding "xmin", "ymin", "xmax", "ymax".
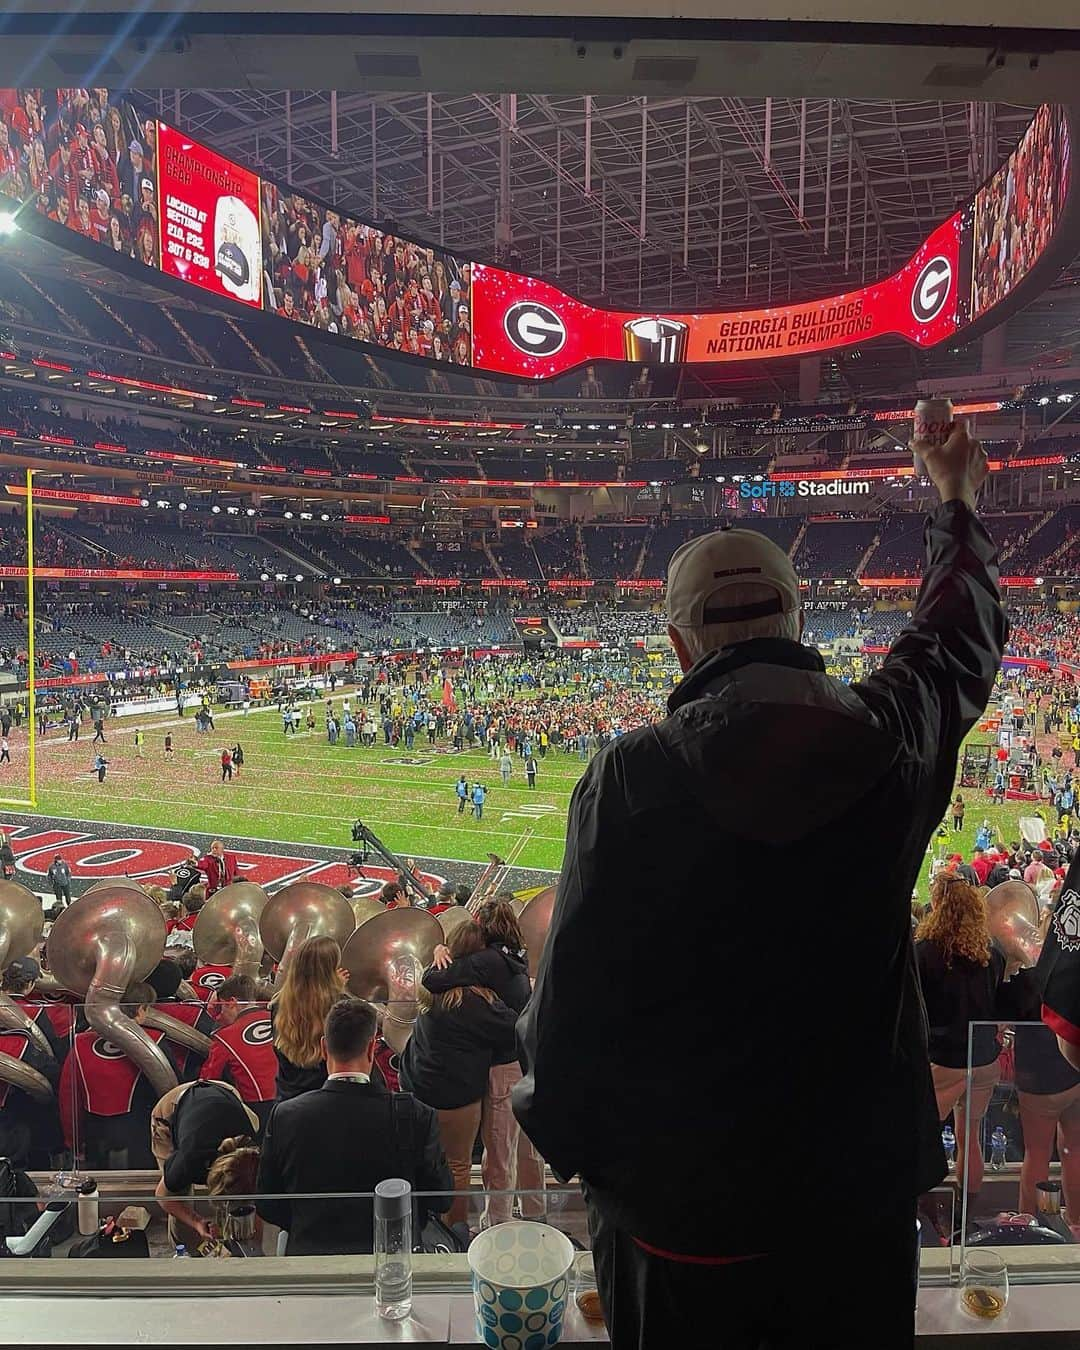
[
  {"xmin": 15, "ymin": 995, "xmax": 1080, "ymax": 1339},
  {"xmin": 955, "ymin": 1021, "xmax": 1080, "ymax": 1279}
]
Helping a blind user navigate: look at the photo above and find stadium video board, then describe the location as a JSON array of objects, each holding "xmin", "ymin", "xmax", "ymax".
[{"xmin": 0, "ymin": 89, "xmax": 1074, "ymax": 381}]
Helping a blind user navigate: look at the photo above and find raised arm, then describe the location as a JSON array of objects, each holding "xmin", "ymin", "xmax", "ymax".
[{"xmin": 856, "ymin": 427, "xmax": 1007, "ymax": 762}]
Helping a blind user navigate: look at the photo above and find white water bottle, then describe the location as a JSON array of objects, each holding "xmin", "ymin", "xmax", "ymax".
[{"xmin": 77, "ymin": 1177, "xmax": 99, "ymax": 1236}]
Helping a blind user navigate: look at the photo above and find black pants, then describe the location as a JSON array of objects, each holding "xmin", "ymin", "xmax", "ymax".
[
  {"xmin": 52, "ymin": 884, "xmax": 71, "ymax": 906},
  {"xmin": 222, "ymin": 765, "xmax": 232, "ymax": 781},
  {"xmin": 0, "ymin": 749, "xmax": 8, "ymax": 763},
  {"xmin": 588, "ymin": 1196, "xmax": 918, "ymax": 1350},
  {"xmin": 93, "ymin": 730, "xmax": 105, "ymax": 742}
]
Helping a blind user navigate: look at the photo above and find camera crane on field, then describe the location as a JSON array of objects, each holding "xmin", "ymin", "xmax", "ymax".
[{"xmin": 349, "ymin": 819, "xmax": 435, "ymax": 907}]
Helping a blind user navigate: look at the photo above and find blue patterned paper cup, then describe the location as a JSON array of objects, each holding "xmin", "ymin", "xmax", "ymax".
[{"xmin": 468, "ymin": 1221, "xmax": 574, "ymax": 1350}]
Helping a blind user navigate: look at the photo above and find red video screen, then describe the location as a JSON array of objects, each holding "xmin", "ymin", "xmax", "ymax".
[
  {"xmin": 0, "ymin": 88, "xmax": 1073, "ymax": 380},
  {"xmin": 156, "ymin": 121, "xmax": 262, "ymax": 307}
]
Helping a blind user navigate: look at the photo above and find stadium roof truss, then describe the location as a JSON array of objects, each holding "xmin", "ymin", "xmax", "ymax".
[{"xmin": 173, "ymin": 91, "xmax": 1039, "ymax": 314}]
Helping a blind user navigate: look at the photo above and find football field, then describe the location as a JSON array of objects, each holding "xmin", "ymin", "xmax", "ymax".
[
  {"xmin": 18, "ymin": 693, "xmax": 580, "ymax": 874},
  {"xmin": 0, "ymin": 688, "xmax": 1055, "ymax": 894}
]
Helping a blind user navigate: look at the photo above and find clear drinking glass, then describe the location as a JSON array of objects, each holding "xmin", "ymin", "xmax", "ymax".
[
  {"xmin": 575, "ymin": 1250, "xmax": 603, "ymax": 1324},
  {"xmin": 960, "ymin": 1250, "xmax": 1009, "ymax": 1320}
]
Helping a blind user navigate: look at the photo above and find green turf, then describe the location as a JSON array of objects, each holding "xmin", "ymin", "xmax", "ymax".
[
  {"xmin": 27, "ymin": 693, "xmax": 579, "ymax": 872},
  {"xmin": 8, "ymin": 688, "xmax": 1053, "ymax": 888}
]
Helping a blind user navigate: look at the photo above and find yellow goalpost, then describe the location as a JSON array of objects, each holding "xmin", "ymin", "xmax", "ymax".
[{"xmin": 0, "ymin": 468, "xmax": 37, "ymax": 809}]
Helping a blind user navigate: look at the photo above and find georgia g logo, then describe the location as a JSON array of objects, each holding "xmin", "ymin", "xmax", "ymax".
[
  {"xmin": 503, "ymin": 301, "xmax": 567, "ymax": 358},
  {"xmin": 92, "ymin": 1038, "xmax": 127, "ymax": 1060},
  {"xmin": 1053, "ymin": 889, "xmax": 1080, "ymax": 953},
  {"xmin": 911, "ymin": 256, "xmax": 953, "ymax": 324},
  {"xmin": 241, "ymin": 1018, "xmax": 273, "ymax": 1047}
]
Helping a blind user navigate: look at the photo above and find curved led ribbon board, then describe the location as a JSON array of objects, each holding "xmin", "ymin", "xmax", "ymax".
[{"xmin": 0, "ymin": 90, "xmax": 1075, "ymax": 381}]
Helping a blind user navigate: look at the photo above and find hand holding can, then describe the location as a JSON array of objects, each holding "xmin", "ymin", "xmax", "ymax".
[{"xmin": 912, "ymin": 397, "xmax": 954, "ymax": 478}]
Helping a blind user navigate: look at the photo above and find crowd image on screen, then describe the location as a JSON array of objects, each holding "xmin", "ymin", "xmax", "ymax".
[
  {"xmin": 260, "ymin": 182, "xmax": 473, "ymax": 364},
  {"xmin": 0, "ymin": 87, "xmax": 160, "ymax": 269},
  {"xmin": 972, "ymin": 103, "xmax": 1070, "ymax": 320}
]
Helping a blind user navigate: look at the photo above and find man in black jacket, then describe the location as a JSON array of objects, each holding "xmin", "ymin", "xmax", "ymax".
[
  {"xmin": 256, "ymin": 998, "xmax": 451, "ymax": 1255},
  {"xmin": 514, "ymin": 427, "xmax": 1006, "ymax": 1349}
]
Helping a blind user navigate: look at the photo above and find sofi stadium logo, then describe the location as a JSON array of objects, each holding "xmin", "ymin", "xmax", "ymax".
[{"xmin": 739, "ymin": 478, "xmax": 872, "ymax": 498}]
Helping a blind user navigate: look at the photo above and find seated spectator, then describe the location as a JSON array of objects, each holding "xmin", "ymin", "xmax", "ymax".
[{"xmin": 256, "ymin": 997, "xmax": 451, "ymax": 1255}]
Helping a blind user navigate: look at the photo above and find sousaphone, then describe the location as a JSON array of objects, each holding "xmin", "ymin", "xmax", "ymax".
[
  {"xmin": 986, "ymin": 879, "xmax": 1044, "ymax": 969},
  {"xmin": 259, "ymin": 882, "xmax": 355, "ymax": 974},
  {"xmin": 518, "ymin": 884, "xmax": 557, "ymax": 980},
  {"xmin": 341, "ymin": 908, "xmax": 441, "ymax": 1052},
  {"xmin": 47, "ymin": 884, "xmax": 177, "ymax": 1097},
  {"xmin": 0, "ymin": 879, "xmax": 55, "ymax": 1073},
  {"xmin": 194, "ymin": 882, "xmax": 269, "ymax": 978}
]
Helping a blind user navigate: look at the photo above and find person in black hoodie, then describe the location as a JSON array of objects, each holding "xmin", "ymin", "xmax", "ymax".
[
  {"xmin": 402, "ymin": 920, "xmax": 517, "ymax": 1228},
  {"xmin": 424, "ymin": 897, "xmax": 544, "ymax": 1225},
  {"xmin": 514, "ymin": 426, "xmax": 1006, "ymax": 1350}
]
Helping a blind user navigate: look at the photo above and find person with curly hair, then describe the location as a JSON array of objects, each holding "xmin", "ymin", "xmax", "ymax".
[{"xmin": 915, "ymin": 873, "xmax": 1007, "ymax": 1200}]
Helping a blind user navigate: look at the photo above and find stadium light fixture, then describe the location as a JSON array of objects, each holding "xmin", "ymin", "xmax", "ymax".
[
  {"xmin": 332, "ymin": 577, "xmax": 342, "ymax": 585},
  {"xmin": 177, "ymin": 501, "xmax": 188, "ymax": 511},
  {"xmin": 320, "ymin": 512, "xmax": 330, "ymax": 521},
  {"xmin": 0, "ymin": 213, "xmax": 18, "ymax": 237},
  {"xmin": 246, "ymin": 508, "xmax": 255, "ymax": 516},
  {"xmin": 260, "ymin": 572, "xmax": 269, "ymax": 581},
  {"xmin": 294, "ymin": 574, "xmax": 304, "ymax": 582},
  {"xmin": 211, "ymin": 504, "xmax": 221, "ymax": 513},
  {"xmin": 284, "ymin": 510, "xmax": 294, "ymax": 519}
]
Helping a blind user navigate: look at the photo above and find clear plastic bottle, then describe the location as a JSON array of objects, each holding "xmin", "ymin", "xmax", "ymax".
[
  {"xmin": 374, "ymin": 1178, "xmax": 412, "ymax": 1321},
  {"xmin": 172, "ymin": 1244, "xmax": 191, "ymax": 1259},
  {"xmin": 942, "ymin": 1125, "xmax": 956, "ymax": 1169},
  {"xmin": 990, "ymin": 1126, "xmax": 1008, "ymax": 1171}
]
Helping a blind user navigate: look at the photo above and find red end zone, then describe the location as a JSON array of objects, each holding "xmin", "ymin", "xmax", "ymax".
[{"xmin": 0, "ymin": 817, "xmax": 449, "ymax": 899}]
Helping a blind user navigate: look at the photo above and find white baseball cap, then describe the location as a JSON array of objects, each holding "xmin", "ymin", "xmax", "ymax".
[{"xmin": 666, "ymin": 527, "xmax": 801, "ymax": 629}]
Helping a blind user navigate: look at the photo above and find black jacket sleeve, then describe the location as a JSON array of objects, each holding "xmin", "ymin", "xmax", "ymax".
[
  {"xmin": 254, "ymin": 1103, "xmax": 291, "ymax": 1233},
  {"xmin": 855, "ymin": 502, "xmax": 1007, "ymax": 767},
  {"xmin": 422, "ymin": 952, "xmax": 489, "ymax": 995}
]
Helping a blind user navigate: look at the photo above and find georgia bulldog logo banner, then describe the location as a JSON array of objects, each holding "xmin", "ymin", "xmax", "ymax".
[{"xmin": 1053, "ymin": 889, "xmax": 1080, "ymax": 953}]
